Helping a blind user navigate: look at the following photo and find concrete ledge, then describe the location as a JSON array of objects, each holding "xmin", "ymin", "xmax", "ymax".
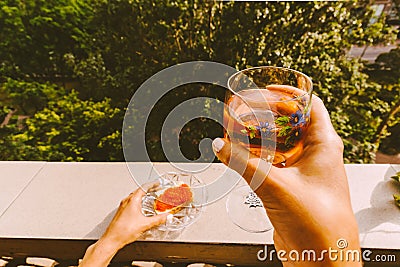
[{"xmin": 0, "ymin": 162, "xmax": 399, "ymax": 265}]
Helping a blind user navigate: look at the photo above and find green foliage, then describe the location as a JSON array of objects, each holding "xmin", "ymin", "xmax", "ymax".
[
  {"xmin": 365, "ymin": 47, "xmax": 400, "ymax": 156},
  {"xmin": 0, "ymin": 78, "xmax": 63, "ymax": 113},
  {"xmin": 394, "ymin": 194, "xmax": 400, "ymax": 208},
  {"xmin": 0, "ymin": 89, "xmax": 122, "ymax": 161},
  {"xmin": 366, "ymin": 47, "xmax": 400, "ymax": 84},
  {"xmin": 0, "ymin": 0, "xmax": 92, "ymax": 80},
  {"xmin": 393, "ymin": 172, "xmax": 400, "ymax": 183},
  {"xmin": 392, "ymin": 171, "xmax": 400, "ymax": 208},
  {"xmin": 380, "ymin": 123, "xmax": 400, "ymax": 155},
  {"xmin": 0, "ymin": 0, "xmax": 398, "ymax": 162}
]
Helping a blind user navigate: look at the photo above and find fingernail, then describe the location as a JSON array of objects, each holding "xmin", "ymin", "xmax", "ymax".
[
  {"xmin": 167, "ymin": 214, "xmax": 173, "ymax": 223},
  {"xmin": 212, "ymin": 138, "xmax": 225, "ymax": 153}
]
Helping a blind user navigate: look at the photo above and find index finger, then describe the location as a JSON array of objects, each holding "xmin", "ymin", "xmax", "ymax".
[
  {"xmin": 305, "ymin": 95, "xmax": 342, "ymax": 146},
  {"xmin": 309, "ymin": 95, "xmax": 336, "ymax": 132}
]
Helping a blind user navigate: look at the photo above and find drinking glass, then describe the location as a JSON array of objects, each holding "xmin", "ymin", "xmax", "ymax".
[{"xmin": 224, "ymin": 66, "xmax": 313, "ymax": 232}]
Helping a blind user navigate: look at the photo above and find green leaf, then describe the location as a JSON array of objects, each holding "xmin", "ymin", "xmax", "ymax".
[
  {"xmin": 241, "ymin": 125, "xmax": 257, "ymax": 139},
  {"xmin": 391, "ymin": 172, "xmax": 400, "ymax": 183},
  {"xmin": 278, "ymin": 126, "xmax": 292, "ymax": 137},
  {"xmin": 275, "ymin": 116, "xmax": 290, "ymax": 126},
  {"xmin": 394, "ymin": 194, "xmax": 400, "ymax": 208},
  {"xmin": 249, "ymin": 131, "xmax": 256, "ymax": 139},
  {"xmin": 284, "ymin": 134, "xmax": 294, "ymax": 147},
  {"xmin": 248, "ymin": 125, "xmax": 257, "ymax": 131}
]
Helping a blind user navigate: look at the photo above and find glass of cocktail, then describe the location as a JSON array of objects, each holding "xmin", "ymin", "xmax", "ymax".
[{"xmin": 224, "ymin": 66, "xmax": 313, "ymax": 232}]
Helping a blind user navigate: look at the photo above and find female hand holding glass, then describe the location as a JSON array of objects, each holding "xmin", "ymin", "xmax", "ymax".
[
  {"xmin": 223, "ymin": 66, "xmax": 314, "ymax": 232},
  {"xmin": 213, "ymin": 95, "xmax": 362, "ymax": 266}
]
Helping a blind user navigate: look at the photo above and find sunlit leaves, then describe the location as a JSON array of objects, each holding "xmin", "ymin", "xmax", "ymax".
[{"xmin": 0, "ymin": 0, "xmax": 398, "ymax": 163}]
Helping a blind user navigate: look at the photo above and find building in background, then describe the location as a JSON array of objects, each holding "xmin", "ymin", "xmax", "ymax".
[{"xmin": 349, "ymin": 0, "xmax": 400, "ymax": 62}]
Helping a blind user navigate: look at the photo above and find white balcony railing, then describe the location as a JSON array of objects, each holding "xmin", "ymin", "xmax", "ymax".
[{"xmin": 0, "ymin": 162, "xmax": 399, "ymax": 266}]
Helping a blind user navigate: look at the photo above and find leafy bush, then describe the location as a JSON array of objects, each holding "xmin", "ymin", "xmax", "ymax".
[{"xmin": 0, "ymin": 0, "xmax": 398, "ymax": 162}]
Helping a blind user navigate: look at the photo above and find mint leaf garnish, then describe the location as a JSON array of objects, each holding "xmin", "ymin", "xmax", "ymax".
[
  {"xmin": 248, "ymin": 125, "xmax": 256, "ymax": 131},
  {"xmin": 284, "ymin": 134, "xmax": 294, "ymax": 147},
  {"xmin": 278, "ymin": 126, "xmax": 292, "ymax": 137},
  {"xmin": 241, "ymin": 125, "xmax": 257, "ymax": 139},
  {"xmin": 275, "ymin": 116, "xmax": 290, "ymax": 126}
]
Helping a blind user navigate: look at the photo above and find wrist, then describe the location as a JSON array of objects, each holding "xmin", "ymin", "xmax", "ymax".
[
  {"xmin": 94, "ymin": 236, "xmax": 125, "ymax": 255},
  {"xmin": 79, "ymin": 238, "xmax": 122, "ymax": 267}
]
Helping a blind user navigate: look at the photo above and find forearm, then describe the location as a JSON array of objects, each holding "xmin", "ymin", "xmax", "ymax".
[{"xmin": 79, "ymin": 238, "xmax": 122, "ymax": 267}]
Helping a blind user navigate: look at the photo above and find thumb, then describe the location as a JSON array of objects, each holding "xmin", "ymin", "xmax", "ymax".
[
  {"xmin": 212, "ymin": 138, "xmax": 274, "ymax": 190},
  {"xmin": 148, "ymin": 213, "xmax": 168, "ymax": 228}
]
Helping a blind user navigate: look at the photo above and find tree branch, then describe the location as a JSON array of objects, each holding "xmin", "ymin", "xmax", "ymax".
[{"xmin": 373, "ymin": 97, "xmax": 400, "ymax": 146}]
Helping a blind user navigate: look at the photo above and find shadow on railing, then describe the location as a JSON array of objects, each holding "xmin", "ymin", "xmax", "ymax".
[{"xmin": 355, "ymin": 165, "xmax": 400, "ymax": 235}]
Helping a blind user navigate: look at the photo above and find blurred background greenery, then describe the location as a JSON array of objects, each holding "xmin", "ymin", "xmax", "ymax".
[{"xmin": 0, "ymin": 0, "xmax": 399, "ymax": 163}]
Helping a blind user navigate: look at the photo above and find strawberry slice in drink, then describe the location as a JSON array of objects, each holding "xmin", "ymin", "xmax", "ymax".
[{"xmin": 154, "ymin": 183, "xmax": 193, "ymax": 214}]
